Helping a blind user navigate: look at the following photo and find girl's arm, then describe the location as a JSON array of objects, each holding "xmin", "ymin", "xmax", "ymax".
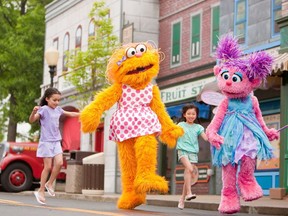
[
  {"xmin": 200, "ymin": 131, "xmax": 208, "ymax": 142},
  {"xmin": 29, "ymin": 106, "xmax": 40, "ymax": 123},
  {"xmin": 63, "ymin": 111, "xmax": 80, "ymax": 117}
]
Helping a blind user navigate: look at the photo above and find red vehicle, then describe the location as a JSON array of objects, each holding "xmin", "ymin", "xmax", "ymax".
[{"xmin": 0, "ymin": 142, "xmax": 66, "ymax": 192}]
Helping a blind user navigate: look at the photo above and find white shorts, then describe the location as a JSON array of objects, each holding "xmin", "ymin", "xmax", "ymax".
[{"xmin": 178, "ymin": 150, "xmax": 198, "ymax": 163}]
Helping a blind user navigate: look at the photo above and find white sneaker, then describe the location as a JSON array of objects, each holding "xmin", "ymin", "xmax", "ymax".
[
  {"xmin": 178, "ymin": 198, "xmax": 184, "ymax": 210},
  {"xmin": 185, "ymin": 194, "xmax": 196, "ymax": 201}
]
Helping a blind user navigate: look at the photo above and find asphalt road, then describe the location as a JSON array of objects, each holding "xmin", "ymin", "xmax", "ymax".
[{"xmin": 0, "ymin": 192, "xmax": 278, "ymax": 216}]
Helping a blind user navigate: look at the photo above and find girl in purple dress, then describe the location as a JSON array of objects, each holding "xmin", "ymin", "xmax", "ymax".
[{"xmin": 29, "ymin": 87, "xmax": 79, "ymax": 205}]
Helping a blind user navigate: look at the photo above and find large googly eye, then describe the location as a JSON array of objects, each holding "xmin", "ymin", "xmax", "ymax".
[
  {"xmin": 126, "ymin": 47, "xmax": 137, "ymax": 58},
  {"xmin": 221, "ymin": 71, "xmax": 230, "ymax": 80},
  {"xmin": 135, "ymin": 44, "xmax": 147, "ymax": 53},
  {"xmin": 232, "ymin": 74, "xmax": 242, "ymax": 82}
]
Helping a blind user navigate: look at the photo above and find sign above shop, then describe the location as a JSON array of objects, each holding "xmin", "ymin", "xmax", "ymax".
[{"xmin": 160, "ymin": 76, "xmax": 215, "ymax": 104}]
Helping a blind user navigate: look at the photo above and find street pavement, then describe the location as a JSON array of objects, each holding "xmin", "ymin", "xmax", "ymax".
[{"xmin": 18, "ymin": 191, "xmax": 288, "ymax": 215}]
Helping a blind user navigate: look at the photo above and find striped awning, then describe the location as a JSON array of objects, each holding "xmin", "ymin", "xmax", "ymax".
[{"xmin": 272, "ymin": 52, "xmax": 288, "ymax": 75}]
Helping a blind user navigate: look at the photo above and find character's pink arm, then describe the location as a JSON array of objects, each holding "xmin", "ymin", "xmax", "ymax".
[
  {"xmin": 206, "ymin": 97, "xmax": 228, "ymax": 149},
  {"xmin": 252, "ymin": 96, "xmax": 279, "ymax": 141}
]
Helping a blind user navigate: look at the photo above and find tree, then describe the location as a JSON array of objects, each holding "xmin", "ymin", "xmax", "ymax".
[
  {"xmin": 66, "ymin": 1, "xmax": 119, "ymax": 108},
  {"xmin": 0, "ymin": 0, "xmax": 53, "ymax": 141}
]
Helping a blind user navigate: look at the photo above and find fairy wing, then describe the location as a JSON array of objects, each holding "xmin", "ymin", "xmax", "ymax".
[
  {"xmin": 201, "ymin": 91, "xmax": 226, "ymax": 114},
  {"xmin": 197, "ymin": 81, "xmax": 226, "ymax": 114},
  {"xmin": 200, "ymin": 90, "xmax": 226, "ymax": 106}
]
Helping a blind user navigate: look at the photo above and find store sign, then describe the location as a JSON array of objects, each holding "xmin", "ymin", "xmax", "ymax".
[
  {"xmin": 122, "ymin": 24, "xmax": 133, "ymax": 44},
  {"xmin": 160, "ymin": 76, "xmax": 215, "ymax": 103},
  {"xmin": 256, "ymin": 114, "xmax": 280, "ymax": 170}
]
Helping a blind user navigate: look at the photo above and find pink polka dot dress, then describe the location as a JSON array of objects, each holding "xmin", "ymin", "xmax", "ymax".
[{"xmin": 109, "ymin": 83, "xmax": 161, "ymax": 142}]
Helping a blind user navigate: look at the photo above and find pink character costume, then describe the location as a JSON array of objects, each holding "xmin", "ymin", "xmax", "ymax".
[
  {"xmin": 206, "ymin": 34, "xmax": 279, "ymax": 214},
  {"xmin": 109, "ymin": 83, "xmax": 161, "ymax": 142}
]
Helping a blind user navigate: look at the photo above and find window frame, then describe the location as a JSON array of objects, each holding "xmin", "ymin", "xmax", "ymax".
[
  {"xmin": 211, "ymin": 5, "xmax": 220, "ymax": 53},
  {"xmin": 271, "ymin": 0, "xmax": 282, "ymax": 37},
  {"xmin": 62, "ymin": 32, "xmax": 70, "ymax": 72},
  {"xmin": 234, "ymin": 0, "xmax": 247, "ymax": 44},
  {"xmin": 75, "ymin": 25, "xmax": 82, "ymax": 49},
  {"xmin": 190, "ymin": 12, "xmax": 202, "ymax": 61},
  {"xmin": 171, "ymin": 20, "xmax": 182, "ymax": 67}
]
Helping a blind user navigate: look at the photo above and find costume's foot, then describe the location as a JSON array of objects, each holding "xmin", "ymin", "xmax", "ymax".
[
  {"xmin": 45, "ymin": 183, "xmax": 55, "ymax": 197},
  {"xmin": 238, "ymin": 156, "xmax": 263, "ymax": 201},
  {"xmin": 185, "ymin": 194, "xmax": 196, "ymax": 201},
  {"xmin": 178, "ymin": 198, "xmax": 184, "ymax": 210},
  {"xmin": 117, "ymin": 191, "xmax": 146, "ymax": 209},
  {"xmin": 218, "ymin": 189, "xmax": 240, "ymax": 214},
  {"xmin": 34, "ymin": 191, "xmax": 46, "ymax": 205},
  {"xmin": 239, "ymin": 181, "xmax": 263, "ymax": 201},
  {"xmin": 134, "ymin": 174, "xmax": 168, "ymax": 194}
]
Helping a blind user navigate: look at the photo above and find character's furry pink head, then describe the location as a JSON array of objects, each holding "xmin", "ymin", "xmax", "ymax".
[{"xmin": 213, "ymin": 34, "xmax": 273, "ymax": 98}]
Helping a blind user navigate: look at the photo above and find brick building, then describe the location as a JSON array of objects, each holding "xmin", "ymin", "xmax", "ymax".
[
  {"xmin": 156, "ymin": 0, "xmax": 288, "ymax": 196},
  {"xmin": 158, "ymin": 0, "xmax": 220, "ymax": 195}
]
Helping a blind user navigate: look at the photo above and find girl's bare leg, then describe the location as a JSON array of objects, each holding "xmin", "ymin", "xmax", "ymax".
[
  {"xmin": 39, "ymin": 157, "xmax": 53, "ymax": 200},
  {"xmin": 180, "ymin": 157, "xmax": 193, "ymax": 197},
  {"xmin": 46, "ymin": 154, "xmax": 63, "ymax": 189}
]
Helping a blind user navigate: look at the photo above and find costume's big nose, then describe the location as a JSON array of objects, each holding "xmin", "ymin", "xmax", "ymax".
[
  {"xmin": 226, "ymin": 80, "xmax": 232, "ymax": 86},
  {"xmin": 135, "ymin": 52, "xmax": 143, "ymax": 57}
]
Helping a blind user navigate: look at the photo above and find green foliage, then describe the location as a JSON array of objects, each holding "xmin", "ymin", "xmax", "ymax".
[
  {"xmin": 0, "ymin": 0, "xmax": 52, "ymax": 141},
  {"xmin": 66, "ymin": 1, "xmax": 119, "ymax": 108}
]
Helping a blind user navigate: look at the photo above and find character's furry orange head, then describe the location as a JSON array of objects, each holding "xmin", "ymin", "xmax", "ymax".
[{"xmin": 107, "ymin": 41, "xmax": 163, "ymax": 89}]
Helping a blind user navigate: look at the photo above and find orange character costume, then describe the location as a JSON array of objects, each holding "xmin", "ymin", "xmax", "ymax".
[{"xmin": 80, "ymin": 41, "xmax": 184, "ymax": 209}]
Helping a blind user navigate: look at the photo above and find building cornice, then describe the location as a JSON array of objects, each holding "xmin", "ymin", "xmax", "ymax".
[
  {"xmin": 45, "ymin": 0, "xmax": 82, "ymax": 22},
  {"xmin": 159, "ymin": 0, "xmax": 204, "ymax": 21},
  {"xmin": 156, "ymin": 61, "xmax": 215, "ymax": 83}
]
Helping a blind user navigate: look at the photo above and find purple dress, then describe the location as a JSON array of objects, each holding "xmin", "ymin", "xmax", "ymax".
[
  {"xmin": 212, "ymin": 95, "xmax": 274, "ymax": 167},
  {"xmin": 37, "ymin": 105, "xmax": 64, "ymax": 157}
]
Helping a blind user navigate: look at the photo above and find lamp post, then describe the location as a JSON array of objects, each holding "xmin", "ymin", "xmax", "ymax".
[{"xmin": 45, "ymin": 47, "xmax": 59, "ymax": 87}]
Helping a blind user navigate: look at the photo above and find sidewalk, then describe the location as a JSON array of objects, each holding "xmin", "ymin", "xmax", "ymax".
[{"xmin": 21, "ymin": 191, "xmax": 288, "ymax": 215}]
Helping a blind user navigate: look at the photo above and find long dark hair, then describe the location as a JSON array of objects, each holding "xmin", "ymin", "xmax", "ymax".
[
  {"xmin": 179, "ymin": 104, "xmax": 200, "ymax": 123},
  {"xmin": 39, "ymin": 87, "xmax": 61, "ymax": 106}
]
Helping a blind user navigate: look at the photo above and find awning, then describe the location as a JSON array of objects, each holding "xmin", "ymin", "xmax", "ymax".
[
  {"xmin": 271, "ymin": 52, "xmax": 288, "ymax": 75},
  {"xmin": 166, "ymin": 102, "xmax": 210, "ymax": 119}
]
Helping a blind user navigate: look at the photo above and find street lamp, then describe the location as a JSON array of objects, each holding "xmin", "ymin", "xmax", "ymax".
[{"xmin": 45, "ymin": 47, "xmax": 59, "ymax": 87}]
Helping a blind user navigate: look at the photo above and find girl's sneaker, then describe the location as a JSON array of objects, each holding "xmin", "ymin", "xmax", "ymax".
[{"xmin": 178, "ymin": 198, "xmax": 184, "ymax": 210}]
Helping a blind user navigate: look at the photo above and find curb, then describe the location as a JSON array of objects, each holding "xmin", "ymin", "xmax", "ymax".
[{"xmin": 16, "ymin": 191, "xmax": 288, "ymax": 215}]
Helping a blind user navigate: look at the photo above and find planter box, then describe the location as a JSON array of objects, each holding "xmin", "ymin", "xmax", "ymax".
[{"xmin": 269, "ymin": 188, "xmax": 286, "ymax": 200}]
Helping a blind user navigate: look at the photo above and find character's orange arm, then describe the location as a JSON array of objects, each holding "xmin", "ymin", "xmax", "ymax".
[
  {"xmin": 150, "ymin": 85, "xmax": 174, "ymax": 129},
  {"xmin": 150, "ymin": 85, "xmax": 184, "ymax": 148},
  {"xmin": 80, "ymin": 83, "xmax": 122, "ymax": 133}
]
